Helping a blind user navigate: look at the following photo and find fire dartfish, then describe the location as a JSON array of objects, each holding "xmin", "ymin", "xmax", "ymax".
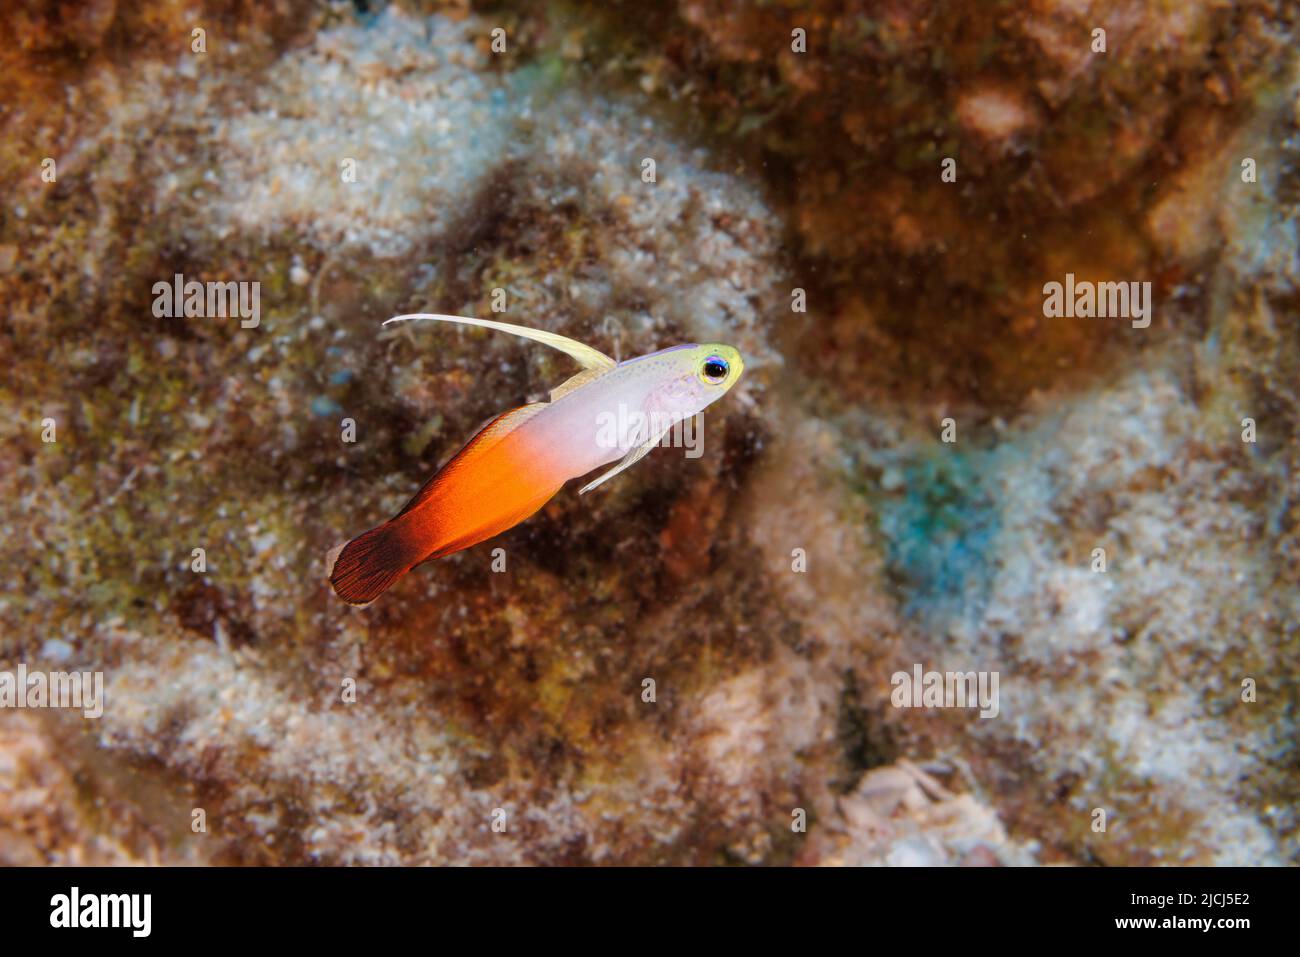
[{"xmin": 327, "ymin": 314, "xmax": 744, "ymax": 604}]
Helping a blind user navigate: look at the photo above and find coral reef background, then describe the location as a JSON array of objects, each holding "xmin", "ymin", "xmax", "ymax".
[{"xmin": 1, "ymin": 0, "xmax": 1297, "ymax": 865}]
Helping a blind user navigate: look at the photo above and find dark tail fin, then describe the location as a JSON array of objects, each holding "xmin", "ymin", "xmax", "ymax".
[{"xmin": 327, "ymin": 521, "xmax": 417, "ymax": 605}]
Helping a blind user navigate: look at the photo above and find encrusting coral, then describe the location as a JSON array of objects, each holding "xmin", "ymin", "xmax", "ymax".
[{"xmin": 0, "ymin": 0, "xmax": 1296, "ymax": 865}]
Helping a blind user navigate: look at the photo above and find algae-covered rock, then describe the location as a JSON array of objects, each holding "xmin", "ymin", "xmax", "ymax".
[{"xmin": 0, "ymin": 0, "xmax": 1297, "ymax": 866}]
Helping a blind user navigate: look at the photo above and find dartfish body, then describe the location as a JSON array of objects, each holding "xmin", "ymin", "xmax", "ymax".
[{"xmin": 328, "ymin": 315, "xmax": 744, "ymax": 605}]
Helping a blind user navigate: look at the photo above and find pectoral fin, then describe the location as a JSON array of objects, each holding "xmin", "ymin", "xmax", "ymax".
[{"xmin": 579, "ymin": 436, "xmax": 660, "ymax": 495}]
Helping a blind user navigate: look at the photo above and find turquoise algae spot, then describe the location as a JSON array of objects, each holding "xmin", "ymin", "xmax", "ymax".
[
  {"xmin": 877, "ymin": 448, "xmax": 1000, "ymax": 626},
  {"xmin": 311, "ymin": 395, "xmax": 342, "ymax": 417}
]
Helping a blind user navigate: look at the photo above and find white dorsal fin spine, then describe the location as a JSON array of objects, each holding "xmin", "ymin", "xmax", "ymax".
[
  {"xmin": 385, "ymin": 313, "xmax": 617, "ymax": 371},
  {"xmin": 549, "ymin": 367, "xmax": 608, "ymax": 402}
]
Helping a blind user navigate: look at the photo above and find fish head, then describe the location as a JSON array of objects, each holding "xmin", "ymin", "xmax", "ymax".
[{"xmin": 647, "ymin": 343, "xmax": 745, "ymax": 417}]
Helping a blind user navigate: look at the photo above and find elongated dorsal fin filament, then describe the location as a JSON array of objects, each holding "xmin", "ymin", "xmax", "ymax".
[{"xmin": 384, "ymin": 313, "xmax": 617, "ymax": 371}]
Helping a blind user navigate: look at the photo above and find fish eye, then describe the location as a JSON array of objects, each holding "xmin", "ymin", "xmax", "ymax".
[{"xmin": 702, "ymin": 355, "xmax": 729, "ymax": 384}]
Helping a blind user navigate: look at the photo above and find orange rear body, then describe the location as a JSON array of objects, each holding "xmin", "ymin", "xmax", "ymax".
[{"xmin": 328, "ymin": 406, "xmax": 566, "ymax": 604}]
